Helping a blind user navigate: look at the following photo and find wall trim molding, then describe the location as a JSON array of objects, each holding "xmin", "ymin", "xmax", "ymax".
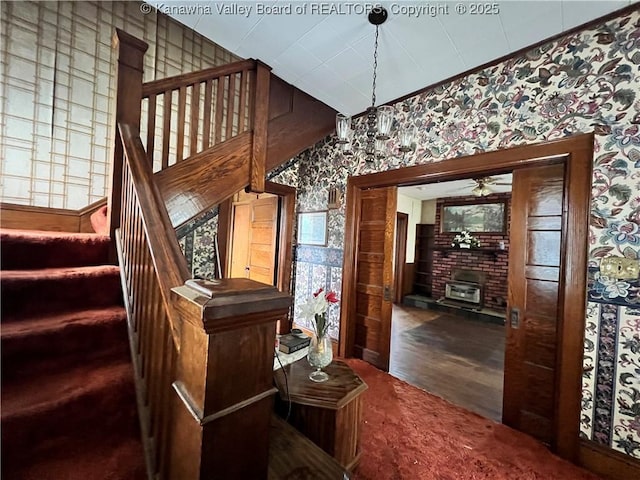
[{"xmin": 579, "ymin": 439, "xmax": 640, "ymax": 480}]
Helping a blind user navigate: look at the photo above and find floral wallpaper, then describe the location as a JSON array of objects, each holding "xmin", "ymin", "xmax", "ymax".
[
  {"xmin": 286, "ymin": 8, "xmax": 640, "ymax": 458},
  {"xmin": 179, "ymin": 8, "xmax": 640, "ymax": 456}
]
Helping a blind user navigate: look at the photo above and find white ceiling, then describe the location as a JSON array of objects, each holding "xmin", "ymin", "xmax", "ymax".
[
  {"xmin": 149, "ymin": 0, "xmax": 632, "ymax": 116},
  {"xmin": 399, "ymin": 174, "xmax": 513, "ymax": 200}
]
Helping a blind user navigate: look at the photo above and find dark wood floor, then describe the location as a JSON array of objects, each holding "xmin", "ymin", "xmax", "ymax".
[{"xmin": 389, "ymin": 304, "xmax": 505, "ymax": 422}]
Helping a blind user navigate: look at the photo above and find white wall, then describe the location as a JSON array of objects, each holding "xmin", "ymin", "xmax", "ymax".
[{"xmin": 397, "ymin": 193, "xmax": 422, "ymax": 263}]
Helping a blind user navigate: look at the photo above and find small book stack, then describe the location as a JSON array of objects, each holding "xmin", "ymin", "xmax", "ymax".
[{"xmin": 278, "ymin": 333, "xmax": 310, "ymax": 354}]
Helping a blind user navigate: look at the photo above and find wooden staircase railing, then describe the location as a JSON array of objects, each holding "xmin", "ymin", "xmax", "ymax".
[
  {"xmin": 108, "ymin": 32, "xmax": 275, "ymax": 235},
  {"xmin": 115, "ymin": 122, "xmax": 187, "ymax": 476},
  {"xmin": 140, "ymin": 59, "xmax": 256, "ymax": 171},
  {"xmin": 110, "ymin": 30, "xmax": 293, "ymax": 479}
]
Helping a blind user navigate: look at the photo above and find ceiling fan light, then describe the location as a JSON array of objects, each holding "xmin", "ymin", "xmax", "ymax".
[{"xmin": 472, "ymin": 185, "xmax": 484, "ymax": 197}]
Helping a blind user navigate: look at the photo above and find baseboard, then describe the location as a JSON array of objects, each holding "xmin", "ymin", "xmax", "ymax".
[{"xmin": 579, "ymin": 438, "xmax": 640, "ymax": 480}]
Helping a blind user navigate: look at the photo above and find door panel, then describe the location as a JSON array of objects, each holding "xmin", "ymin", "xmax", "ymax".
[
  {"xmin": 248, "ymin": 196, "xmax": 278, "ymax": 285},
  {"xmin": 504, "ymin": 163, "xmax": 565, "ymax": 448},
  {"xmin": 230, "ymin": 204, "xmax": 251, "ymax": 278},
  {"xmin": 229, "ymin": 194, "xmax": 278, "ymax": 286},
  {"xmin": 353, "ymin": 187, "xmax": 396, "ymax": 370}
]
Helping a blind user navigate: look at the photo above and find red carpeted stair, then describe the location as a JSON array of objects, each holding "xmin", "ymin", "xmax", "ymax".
[{"xmin": 1, "ymin": 228, "xmax": 146, "ymax": 480}]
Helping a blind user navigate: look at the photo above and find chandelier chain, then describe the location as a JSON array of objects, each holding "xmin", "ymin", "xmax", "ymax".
[{"xmin": 371, "ymin": 25, "xmax": 379, "ymax": 108}]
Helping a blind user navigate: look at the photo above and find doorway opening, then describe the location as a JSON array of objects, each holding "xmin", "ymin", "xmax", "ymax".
[
  {"xmin": 390, "ymin": 175, "xmax": 513, "ymax": 421},
  {"xmin": 339, "ymin": 134, "xmax": 593, "ymax": 460},
  {"xmin": 217, "ymin": 181, "xmax": 296, "ymax": 333}
]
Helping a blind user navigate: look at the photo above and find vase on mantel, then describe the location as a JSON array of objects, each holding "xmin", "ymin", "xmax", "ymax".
[{"xmin": 307, "ymin": 332, "xmax": 333, "ymax": 382}]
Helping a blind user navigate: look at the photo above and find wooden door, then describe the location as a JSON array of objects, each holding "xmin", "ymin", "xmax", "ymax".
[
  {"xmin": 248, "ymin": 196, "xmax": 278, "ymax": 285},
  {"xmin": 229, "ymin": 194, "xmax": 278, "ymax": 285},
  {"xmin": 354, "ymin": 187, "xmax": 397, "ymax": 370},
  {"xmin": 230, "ymin": 203, "xmax": 251, "ymax": 278},
  {"xmin": 503, "ymin": 163, "xmax": 565, "ymax": 448}
]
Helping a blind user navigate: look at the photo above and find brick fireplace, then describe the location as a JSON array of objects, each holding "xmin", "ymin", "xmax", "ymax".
[{"xmin": 432, "ymin": 193, "xmax": 511, "ymax": 312}]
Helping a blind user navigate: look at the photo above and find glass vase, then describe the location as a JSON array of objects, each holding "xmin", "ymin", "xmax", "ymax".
[{"xmin": 307, "ymin": 332, "xmax": 333, "ymax": 383}]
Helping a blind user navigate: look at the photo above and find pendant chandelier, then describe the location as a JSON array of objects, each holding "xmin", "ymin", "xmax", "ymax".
[{"xmin": 335, "ymin": 7, "xmax": 415, "ymax": 160}]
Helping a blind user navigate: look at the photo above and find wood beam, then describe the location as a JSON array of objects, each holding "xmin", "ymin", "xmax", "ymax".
[{"xmin": 250, "ymin": 61, "xmax": 271, "ymax": 193}]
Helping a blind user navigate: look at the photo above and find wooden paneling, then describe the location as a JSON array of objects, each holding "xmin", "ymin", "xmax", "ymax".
[
  {"xmin": 352, "ymin": 187, "xmax": 396, "ymax": 370},
  {"xmin": 265, "ymin": 75, "xmax": 336, "ymax": 172},
  {"xmin": 1, "ymin": 199, "xmax": 107, "ymax": 233},
  {"xmin": 503, "ymin": 163, "xmax": 565, "ymax": 447},
  {"xmin": 168, "ymin": 280, "xmax": 292, "ymax": 480},
  {"xmin": 579, "ymin": 439, "xmax": 640, "ymax": 480},
  {"xmin": 155, "ymin": 132, "xmax": 252, "ymax": 228},
  {"xmin": 1, "ymin": 203, "xmax": 81, "ymax": 232}
]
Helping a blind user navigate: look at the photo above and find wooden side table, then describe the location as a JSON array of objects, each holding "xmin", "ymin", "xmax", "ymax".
[{"xmin": 273, "ymin": 359, "xmax": 368, "ymax": 471}]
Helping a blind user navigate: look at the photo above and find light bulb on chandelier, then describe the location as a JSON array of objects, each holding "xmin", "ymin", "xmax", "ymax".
[{"xmin": 335, "ymin": 7, "xmax": 416, "ymax": 160}]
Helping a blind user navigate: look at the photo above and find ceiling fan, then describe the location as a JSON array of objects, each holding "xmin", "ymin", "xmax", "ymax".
[{"xmin": 469, "ymin": 176, "xmax": 512, "ymax": 197}]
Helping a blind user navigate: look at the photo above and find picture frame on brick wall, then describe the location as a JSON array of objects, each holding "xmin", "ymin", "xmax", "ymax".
[{"xmin": 441, "ymin": 200, "xmax": 507, "ymax": 233}]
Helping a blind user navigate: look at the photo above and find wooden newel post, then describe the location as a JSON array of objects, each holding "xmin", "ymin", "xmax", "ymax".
[
  {"xmin": 249, "ymin": 61, "xmax": 271, "ymax": 194},
  {"xmin": 108, "ymin": 29, "xmax": 148, "ymax": 244},
  {"xmin": 168, "ymin": 278, "xmax": 292, "ymax": 479}
]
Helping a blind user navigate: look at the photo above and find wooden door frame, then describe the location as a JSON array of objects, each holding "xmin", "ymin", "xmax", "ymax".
[
  {"xmin": 339, "ymin": 133, "xmax": 593, "ymax": 461},
  {"xmin": 218, "ymin": 181, "xmax": 296, "ymax": 297},
  {"xmin": 394, "ymin": 212, "xmax": 409, "ymax": 304}
]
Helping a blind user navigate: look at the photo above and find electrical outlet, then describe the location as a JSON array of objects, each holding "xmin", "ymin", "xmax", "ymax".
[{"xmin": 600, "ymin": 256, "xmax": 640, "ymax": 280}]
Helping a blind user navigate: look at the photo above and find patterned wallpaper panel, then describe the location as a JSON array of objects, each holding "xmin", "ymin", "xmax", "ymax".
[
  {"xmin": 285, "ymin": 8, "xmax": 640, "ymax": 457},
  {"xmin": 0, "ymin": 1, "xmax": 239, "ymax": 209}
]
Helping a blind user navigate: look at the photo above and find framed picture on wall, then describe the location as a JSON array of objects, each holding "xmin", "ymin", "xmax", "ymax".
[
  {"xmin": 297, "ymin": 211, "xmax": 328, "ymax": 246},
  {"xmin": 441, "ymin": 200, "xmax": 506, "ymax": 233}
]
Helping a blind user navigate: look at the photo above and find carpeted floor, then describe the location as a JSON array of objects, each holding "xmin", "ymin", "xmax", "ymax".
[
  {"xmin": 1, "ymin": 228, "xmax": 146, "ymax": 480},
  {"xmin": 346, "ymin": 358, "xmax": 601, "ymax": 480}
]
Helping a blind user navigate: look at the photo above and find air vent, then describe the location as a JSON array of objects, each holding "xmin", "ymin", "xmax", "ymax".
[{"xmin": 328, "ymin": 187, "xmax": 342, "ymax": 209}]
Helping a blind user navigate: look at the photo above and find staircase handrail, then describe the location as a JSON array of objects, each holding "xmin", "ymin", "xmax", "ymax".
[
  {"xmin": 141, "ymin": 59, "xmax": 256, "ymax": 98},
  {"xmin": 117, "ymin": 121, "xmax": 189, "ymax": 341}
]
